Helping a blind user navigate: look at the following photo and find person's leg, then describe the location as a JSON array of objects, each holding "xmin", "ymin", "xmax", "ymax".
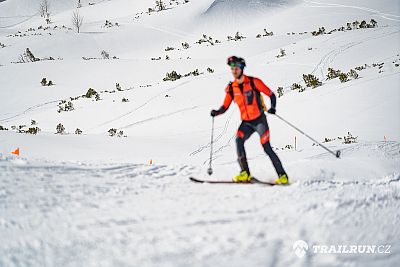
[
  {"xmin": 255, "ymin": 115, "xmax": 286, "ymax": 176},
  {"xmin": 236, "ymin": 122, "xmax": 255, "ymax": 174}
]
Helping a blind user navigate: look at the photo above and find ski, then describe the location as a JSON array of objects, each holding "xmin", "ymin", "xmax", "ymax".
[{"xmin": 189, "ymin": 177, "xmax": 277, "ymax": 186}]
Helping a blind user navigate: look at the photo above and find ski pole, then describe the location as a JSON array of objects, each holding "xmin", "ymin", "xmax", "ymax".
[
  {"xmin": 273, "ymin": 113, "xmax": 341, "ymax": 158},
  {"xmin": 207, "ymin": 117, "xmax": 215, "ymax": 175}
]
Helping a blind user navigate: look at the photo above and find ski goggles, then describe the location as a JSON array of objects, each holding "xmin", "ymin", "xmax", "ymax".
[{"xmin": 229, "ymin": 62, "xmax": 244, "ymax": 69}]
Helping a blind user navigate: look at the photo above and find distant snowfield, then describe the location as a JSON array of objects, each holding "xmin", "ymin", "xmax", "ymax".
[{"xmin": 0, "ymin": 0, "xmax": 399, "ymax": 266}]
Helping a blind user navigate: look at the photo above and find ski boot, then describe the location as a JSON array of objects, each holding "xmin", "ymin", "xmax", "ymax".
[
  {"xmin": 274, "ymin": 174, "xmax": 289, "ymax": 185},
  {"xmin": 233, "ymin": 171, "xmax": 252, "ymax": 183}
]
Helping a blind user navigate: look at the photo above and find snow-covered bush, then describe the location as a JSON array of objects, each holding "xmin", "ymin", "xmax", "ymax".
[
  {"xmin": 116, "ymin": 83, "xmax": 122, "ymax": 91},
  {"xmin": 196, "ymin": 34, "xmax": 219, "ymax": 46},
  {"xmin": 327, "ymin": 68, "xmax": 358, "ymax": 82},
  {"xmin": 256, "ymin": 29, "xmax": 273, "ymax": 38},
  {"xmin": 56, "ymin": 123, "xmax": 65, "ymax": 134},
  {"xmin": 277, "ymin": 87, "xmax": 284, "ymax": 97},
  {"xmin": 348, "ymin": 69, "xmax": 359, "ymax": 79},
  {"xmin": 26, "ymin": 127, "xmax": 41, "ymax": 135},
  {"xmin": 12, "ymin": 125, "xmax": 40, "ymax": 134},
  {"xmin": 312, "ymin": 27, "xmax": 326, "ymax": 36},
  {"xmin": 104, "ymin": 20, "xmax": 119, "ymax": 28},
  {"xmin": 184, "ymin": 69, "xmax": 201, "ymax": 77},
  {"xmin": 84, "ymin": 88, "xmax": 100, "ymax": 100},
  {"xmin": 101, "ymin": 50, "xmax": 110, "ymax": 59},
  {"xmin": 108, "ymin": 128, "xmax": 124, "ymax": 137},
  {"xmin": 338, "ymin": 73, "xmax": 349, "ymax": 83},
  {"xmin": 276, "ymin": 48, "xmax": 286, "ymax": 58},
  {"xmin": 163, "ymin": 71, "xmax": 182, "ymax": 81},
  {"xmin": 57, "ymin": 100, "xmax": 74, "ymax": 113},
  {"xmin": 303, "ymin": 74, "xmax": 322, "ymax": 88},
  {"xmin": 291, "ymin": 83, "xmax": 302, "ymax": 91},
  {"xmin": 227, "ymin": 32, "xmax": 245, "ymax": 42},
  {"xmin": 155, "ymin": 1, "xmax": 166, "ymax": 11},
  {"xmin": 355, "ymin": 64, "xmax": 368, "ymax": 71},
  {"xmin": 41, "ymin": 77, "xmax": 53, "ymax": 86},
  {"xmin": 182, "ymin": 42, "xmax": 190, "ymax": 49},
  {"xmin": 19, "ymin": 48, "xmax": 39, "ymax": 63},
  {"xmin": 326, "ymin": 68, "xmax": 342, "ymax": 80},
  {"xmin": 343, "ymin": 132, "xmax": 357, "ymax": 144}
]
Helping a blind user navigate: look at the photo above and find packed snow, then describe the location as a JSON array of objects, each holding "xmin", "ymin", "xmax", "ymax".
[{"xmin": 0, "ymin": 0, "xmax": 399, "ymax": 266}]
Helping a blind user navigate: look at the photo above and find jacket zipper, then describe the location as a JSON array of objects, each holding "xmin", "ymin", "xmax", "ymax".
[{"xmin": 239, "ymin": 83, "xmax": 250, "ymax": 119}]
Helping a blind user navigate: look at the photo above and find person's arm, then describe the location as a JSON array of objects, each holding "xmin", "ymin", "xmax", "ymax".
[
  {"xmin": 211, "ymin": 85, "xmax": 233, "ymax": 117},
  {"xmin": 253, "ymin": 78, "xmax": 277, "ymax": 113}
]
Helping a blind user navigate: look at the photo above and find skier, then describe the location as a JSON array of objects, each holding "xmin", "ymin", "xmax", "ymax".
[{"xmin": 211, "ymin": 56, "xmax": 289, "ymax": 184}]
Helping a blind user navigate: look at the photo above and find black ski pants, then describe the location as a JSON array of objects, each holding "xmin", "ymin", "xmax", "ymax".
[{"xmin": 236, "ymin": 114, "xmax": 286, "ymax": 176}]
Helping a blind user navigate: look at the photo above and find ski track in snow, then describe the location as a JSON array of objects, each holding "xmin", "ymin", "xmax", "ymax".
[
  {"xmin": 304, "ymin": 0, "xmax": 400, "ymax": 22},
  {"xmin": 0, "ymin": 141, "xmax": 399, "ymax": 267}
]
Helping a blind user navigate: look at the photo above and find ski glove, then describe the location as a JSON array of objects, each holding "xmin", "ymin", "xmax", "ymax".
[
  {"xmin": 210, "ymin": 110, "xmax": 218, "ymax": 117},
  {"xmin": 267, "ymin": 107, "xmax": 276, "ymax": 114},
  {"xmin": 211, "ymin": 106, "xmax": 228, "ymax": 117}
]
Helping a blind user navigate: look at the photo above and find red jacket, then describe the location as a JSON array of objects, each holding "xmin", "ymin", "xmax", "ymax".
[{"xmin": 221, "ymin": 75, "xmax": 273, "ymax": 121}]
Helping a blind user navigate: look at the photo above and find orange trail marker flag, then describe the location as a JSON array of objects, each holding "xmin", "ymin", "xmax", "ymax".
[{"xmin": 11, "ymin": 148, "xmax": 20, "ymax": 156}]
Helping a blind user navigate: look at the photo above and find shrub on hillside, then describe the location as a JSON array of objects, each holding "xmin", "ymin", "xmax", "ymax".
[
  {"xmin": 276, "ymin": 48, "xmax": 286, "ymax": 58},
  {"xmin": 343, "ymin": 132, "xmax": 357, "ymax": 144},
  {"xmin": 291, "ymin": 83, "xmax": 303, "ymax": 91},
  {"xmin": 116, "ymin": 83, "xmax": 122, "ymax": 91},
  {"xmin": 84, "ymin": 88, "xmax": 100, "ymax": 100},
  {"xmin": 163, "ymin": 70, "xmax": 182, "ymax": 81},
  {"xmin": 182, "ymin": 42, "xmax": 190, "ymax": 49},
  {"xmin": 56, "ymin": 123, "xmax": 65, "ymax": 134},
  {"xmin": 277, "ymin": 87, "xmax": 284, "ymax": 97},
  {"xmin": 227, "ymin": 32, "xmax": 245, "ymax": 41},
  {"xmin": 101, "ymin": 50, "xmax": 110, "ymax": 59},
  {"xmin": 41, "ymin": 77, "xmax": 54, "ymax": 86},
  {"xmin": 326, "ymin": 68, "xmax": 342, "ymax": 80},
  {"xmin": 57, "ymin": 100, "xmax": 74, "ymax": 113},
  {"xmin": 19, "ymin": 48, "xmax": 39, "ymax": 63},
  {"xmin": 303, "ymin": 74, "xmax": 322, "ymax": 88},
  {"xmin": 348, "ymin": 69, "xmax": 359, "ymax": 79},
  {"xmin": 108, "ymin": 128, "xmax": 124, "ymax": 137},
  {"xmin": 26, "ymin": 127, "xmax": 40, "ymax": 135},
  {"xmin": 338, "ymin": 72, "xmax": 349, "ymax": 83}
]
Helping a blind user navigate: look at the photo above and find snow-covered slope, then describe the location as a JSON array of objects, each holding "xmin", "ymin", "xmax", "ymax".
[{"xmin": 0, "ymin": 0, "xmax": 399, "ymax": 266}]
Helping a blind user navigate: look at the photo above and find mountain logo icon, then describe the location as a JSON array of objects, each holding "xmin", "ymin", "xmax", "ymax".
[{"xmin": 293, "ymin": 240, "xmax": 309, "ymax": 258}]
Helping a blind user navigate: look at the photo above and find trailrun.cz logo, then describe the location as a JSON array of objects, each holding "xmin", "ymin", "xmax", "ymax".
[{"xmin": 292, "ymin": 240, "xmax": 391, "ymax": 258}]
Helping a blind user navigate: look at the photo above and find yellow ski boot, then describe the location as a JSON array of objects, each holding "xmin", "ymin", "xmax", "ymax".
[
  {"xmin": 274, "ymin": 174, "xmax": 289, "ymax": 185},
  {"xmin": 233, "ymin": 171, "xmax": 252, "ymax": 183}
]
